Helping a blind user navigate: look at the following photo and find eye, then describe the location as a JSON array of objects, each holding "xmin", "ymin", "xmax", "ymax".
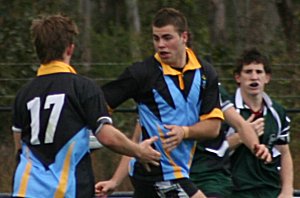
[
  {"xmin": 243, "ymin": 70, "xmax": 252, "ymax": 74},
  {"xmin": 256, "ymin": 70, "xmax": 264, "ymax": 74},
  {"xmin": 164, "ymin": 35, "xmax": 173, "ymax": 40}
]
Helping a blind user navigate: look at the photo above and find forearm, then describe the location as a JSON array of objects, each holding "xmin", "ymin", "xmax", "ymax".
[
  {"xmin": 279, "ymin": 146, "xmax": 294, "ymax": 195},
  {"xmin": 13, "ymin": 132, "xmax": 22, "ymax": 154},
  {"xmin": 110, "ymin": 156, "xmax": 131, "ymax": 186},
  {"xmin": 236, "ymin": 120, "xmax": 259, "ymax": 152},
  {"xmin": 96, "ymin": 124, "xmax": 141, "ymax": 158},
  {"xmin": 224, "ymin": 107, "xmax": 258, "ymax": 152},
  {"xmin": 182, "ymin": 118, "xmax": 221, "ymax": 141}
]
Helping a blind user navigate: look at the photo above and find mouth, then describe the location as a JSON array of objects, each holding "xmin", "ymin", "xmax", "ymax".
[
  {"xmin": 249, "ymin": 82, "xmax": 259, "ymax": 88},
  {"xmin": 159, "ymin": 51, "xmax": 170, "ymax": 59}
]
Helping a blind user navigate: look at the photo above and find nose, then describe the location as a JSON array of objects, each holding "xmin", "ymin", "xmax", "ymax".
[
  {"xmin": 250, "ymin": 71, "xmax": 259, "ymax": 79},
  {"xmin": 156, "ymin": 39, "xmax": 166, "ymax": 48}
]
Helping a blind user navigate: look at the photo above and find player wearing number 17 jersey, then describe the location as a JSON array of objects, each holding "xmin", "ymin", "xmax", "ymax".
[{"xmin": 11, "ymin": 14, "xmax": 160, "ymax": 198}]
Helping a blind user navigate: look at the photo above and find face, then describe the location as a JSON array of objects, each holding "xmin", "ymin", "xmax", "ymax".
[
  {"xmin": 235, "ymin": 62, "xmax": 270, "ymax": 97},
  {"xmin": 152, "ymin": 25, "xmax": 187, "ymax": 67}
]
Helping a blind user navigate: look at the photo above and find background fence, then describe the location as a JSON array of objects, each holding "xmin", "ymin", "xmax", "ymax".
[{"xmin": 0, "ymin": 62, "xmax": 299, "ymax": 194}]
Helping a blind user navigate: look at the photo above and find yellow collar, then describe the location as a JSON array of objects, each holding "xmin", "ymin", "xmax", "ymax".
[
  {"xmin": 154, "ymin": 48, "xmax": 201, "ymax": 75},
  {"xmin": 37, "ymin": 61, "xmax": 77, "ymax": 76}
]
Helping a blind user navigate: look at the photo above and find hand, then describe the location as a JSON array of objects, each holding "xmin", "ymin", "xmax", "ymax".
[
  {"xmin": 253, "ymin": 144, "xmax": 272, "ymax": 163},
  {"xmin": 247, "ymin": 114, "xmax": 264, "ymax": 136},
  {"xmin": 162, "ymin": 124, "xmax": 185, "ymax": 152},
  {"xmin": 95, "ymin": 180, "xmax": 117, "ymax": 197},
  {"xmin": 138, "ymin": 136, "xmax": 161, "ymax": 166}
]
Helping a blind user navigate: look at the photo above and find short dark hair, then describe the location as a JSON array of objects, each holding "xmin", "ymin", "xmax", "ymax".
[
  {"xmin": 234, "ymin": 48, "xmax": 271, "ymax": 75},
  {"xmin": 31, "ymin": 14, "xmax": 79, "ymax": 64},
  {"xmin": 152, "ymin": 7, "xmax": 188, "ymax": 36}
]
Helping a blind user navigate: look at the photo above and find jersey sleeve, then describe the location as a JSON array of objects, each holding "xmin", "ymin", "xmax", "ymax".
[
  {"xmin": 11, "ymin": 90, "xmax": 24, "ymax": 133},
  {"xmin": 275, "ymin": 109, "xmax": 291, "ymax": 145},
  {"xmin": 199, "ymin": 64, "xmax": 224, "ymax": 121},
  {"xmin": 218, "ymin": 83, "xmax": 234, "ymax": 112},
  {"xmin": 82, "ymin": 83, "xmax": 112, "ymax": 135},
  {"xmin": 102, "ymin": 67, "xmax": 139, "ymax": 109}
]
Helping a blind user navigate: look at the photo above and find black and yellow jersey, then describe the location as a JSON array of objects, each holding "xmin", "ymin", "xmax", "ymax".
[
  {"xmin": 12, "ymin": 61, "xmax": 111, "ymax": 198},
  {"xmin": 102, "ymin": 48, "xmax": 223, "ymax": 182}
]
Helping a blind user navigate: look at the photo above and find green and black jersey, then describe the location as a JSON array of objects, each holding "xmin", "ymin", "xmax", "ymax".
[{"xmin": 226, "ymin": 88, "xmax": 290, "ymax": 192}]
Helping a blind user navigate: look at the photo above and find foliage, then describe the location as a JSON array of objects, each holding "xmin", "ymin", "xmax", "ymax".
[{"xmin": 1, "ymin": 0, "xmax": 300, "ymax": 193}]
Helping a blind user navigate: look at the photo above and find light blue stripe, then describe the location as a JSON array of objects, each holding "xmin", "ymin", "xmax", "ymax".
[
  {"xmin": 130, "ymin": 69, "xmax": 202, "ymax": 180},
  {"xmin": 13, "ymin": 128, "xmax": 89, "ymax": 198}
]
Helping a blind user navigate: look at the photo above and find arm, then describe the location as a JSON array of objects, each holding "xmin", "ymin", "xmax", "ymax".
[
  {"xmin": 182, "ymin": 118, "xmax": 221, "ymax": 140},
  {"xmin": 277, "ymin": 144, "xmax": 294, "ymax": 198},
  {"xmin": 225, "ymin": 110, "xmax": 271, "ymax": 162},
  {"xmin": 13, "ymin": 132, "xmax": 22, "ymax": 154},
  {"xmin": 95, "ymin": 123, "xmax": 142, "ymax": 197},
  {"xmin": 163, "ymin": 118, "xmax": 221, "ymax": 151},
  {"xmin": 96, "ymin": 124, "xmax": 160, "ymax": 164}
]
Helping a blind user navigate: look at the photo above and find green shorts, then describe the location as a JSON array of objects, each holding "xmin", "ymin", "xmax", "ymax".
[{"xmin": 190, "ymin": 170, "xmax": 233, "ymax": 198}]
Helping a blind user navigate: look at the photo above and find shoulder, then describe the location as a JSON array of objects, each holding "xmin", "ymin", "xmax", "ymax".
[
  {"xmin": 128, "ymin": 56, "xmax": 161, "ymax": 81},
  {"xmin": 270, "ymin": 99, "xmax": 288, "ymax": 118},
  {"xmin": 197, "ymin": 56, "xmax": 218, "ymax": 77},
  {"xmin": 129, "ymin": 56, "xmax": 159, "ymax": 74}
]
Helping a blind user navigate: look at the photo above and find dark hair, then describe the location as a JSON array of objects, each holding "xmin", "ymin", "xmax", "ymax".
[
  {"xmin": 31, "ymin": 14, "xmax": 79, "ymax": 64},
  {"xmin": 152, "ymin": 8, "xmax": 188, "ymax": 36},
  {"xmin": 234, "ymin": 48, "xmax": 271, "ymax": 75}
]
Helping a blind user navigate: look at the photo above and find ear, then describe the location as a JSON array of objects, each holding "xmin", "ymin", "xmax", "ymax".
[
  {"xmin": 181, "ymin": 31, "xmax": 188, "ymax": 44},
  {"xmin": 234, "ymin": 73, "xmax": 241, "ymax": 84},
  {"xmin": 265, "ymin": 73, "xmax": 271, "ymax": 84},
  {"xmin": 66, "ymin": 44, "xmax": 75, "ymax": 56}
]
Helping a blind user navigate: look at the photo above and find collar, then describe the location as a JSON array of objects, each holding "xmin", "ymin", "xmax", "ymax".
[
  {"xmin": 37, "ymin": 61, "xmax": 77, "ymax": 76},
  {"xmin": 154, "ymin": 48, "xmax": 201, "ymax": 75},
  {"xmin": 235, "ymin": 88, "xmax": 273, "ymax": 111}
]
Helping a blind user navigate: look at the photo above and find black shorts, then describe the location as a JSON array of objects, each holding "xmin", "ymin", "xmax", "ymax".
[{"xmin": 130, "ymin": 177, "xmax": 198, "ymax": 198}]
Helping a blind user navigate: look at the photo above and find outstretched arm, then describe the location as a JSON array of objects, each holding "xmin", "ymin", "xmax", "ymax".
[
  {"xmin": 96, "ymin": 124, "xmax": 160, "ymax": 165},
  {"xmin": 225, "ymin": 108, "xmax": 271, "ymax": 163}
]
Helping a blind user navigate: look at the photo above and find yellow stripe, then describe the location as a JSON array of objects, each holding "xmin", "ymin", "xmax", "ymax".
[
  {"xmin": 178, "ymin": 74, "xmax": 184, "ymax": 90},
  {"xmin": 200, "ymin": 108, "xmax": 224, "ymax": 121},
  {"xmin": 187, "ymin": 142, "xmax": 197, "ymax": 167},
  {"xmin": 157, "ymin": 126, "xmax": 184, "ymax": 178},
  {"xmin": 17, "ymin": 147, "xmax": 32, "ymax": 196},
  {"xmin": 54, "ymin": 143, "xmax": 75, "ymax": 198},
  {"xmin": 37, "ymin": 61, "xmax": 77, "ymax": 76}
]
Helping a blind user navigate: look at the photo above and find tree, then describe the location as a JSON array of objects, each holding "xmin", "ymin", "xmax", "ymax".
[
  {"xmin": 125, "ymin": 0, "xmax": 142, "ymax": 60},
  {"xmin": 275, "ymin": 0, "xmax": 297, "ymax": 58}
]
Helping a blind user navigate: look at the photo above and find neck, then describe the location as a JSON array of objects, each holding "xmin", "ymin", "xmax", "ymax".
[
  {"xmin": 241, "ymin": 91, "xmax": 263, "ymax": 112},
  {"xmin": 63, "ymin": 56, "xmax": 71, "ymax": 65}
]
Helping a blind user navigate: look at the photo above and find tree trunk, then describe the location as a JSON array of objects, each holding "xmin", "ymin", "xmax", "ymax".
[
  {"xmin": 125, "ymin": 0, "xmax": 141, "ymax": 60},
  {"xmin": 210, "ymin": 0, "xmax": 226, "ymax": 47},
  {"xmin": 275, "ymin": 0, "xmax": 296, "ymax": 58},
  {"xmin": 79, "ymin": 0, "xmax": 92, "ymax": 70}
]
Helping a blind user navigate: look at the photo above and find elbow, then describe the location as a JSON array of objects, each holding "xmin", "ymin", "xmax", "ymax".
[{"xmin": 99, "ymin": 136, "xmax": 115, "ymax": 148}]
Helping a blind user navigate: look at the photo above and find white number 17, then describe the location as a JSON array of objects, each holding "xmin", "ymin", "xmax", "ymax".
[{"xmin": 27, "ymin": 94, "xmax": 65, "ymax": 145}]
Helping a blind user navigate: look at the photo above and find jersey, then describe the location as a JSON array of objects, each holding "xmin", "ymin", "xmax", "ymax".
[
  {"xmin": 189, "ymin": 84, "xmax": 233, "ymax": 197},
  {"xmin": 225, "ymin": 88, "xmax": 290, "ymax": 192},
  {"xmin": 12, "ymin": 61, "xmax": 111, "ymax": 198},
  {"xmin": 102, "ymin": 48, "xmax": 223, "ymax": 182}
]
